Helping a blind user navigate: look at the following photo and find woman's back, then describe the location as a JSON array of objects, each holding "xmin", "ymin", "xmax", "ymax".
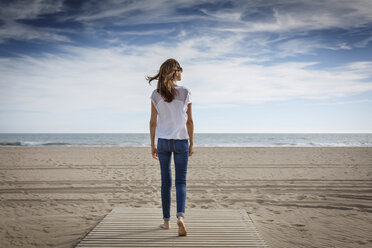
[{"xmin": 150, "ymin": 86, "xmax": 192, "ymax": 139}]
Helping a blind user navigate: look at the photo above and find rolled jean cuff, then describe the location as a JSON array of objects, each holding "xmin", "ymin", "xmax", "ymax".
[
  {"xmin": 177, "ymin": 212, "xmax": 185, "ymax": 217},
  {"xmin": 163, "ymin": 217, "xmax": 171, "ymax": 221}
]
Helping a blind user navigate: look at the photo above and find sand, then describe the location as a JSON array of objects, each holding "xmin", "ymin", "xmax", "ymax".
[{"xmin": 0, "ymin": 146, "xmax": 371, "ymax": 248}]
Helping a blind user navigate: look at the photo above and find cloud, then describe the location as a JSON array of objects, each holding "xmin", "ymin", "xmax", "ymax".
[
  {"xmin": 185, "ymin": 60, "xmax": 372, "ymax": 106},
  {"xmin": 314, "ymin": 99, "xmax": 372, "ymax": 105},
  {"xmin": 274, "ymin": 38, "xmax": 352, "ymax": 58},
  {"xmin": 1, "ymin": 0, "xmax": 372, "ymax": 49},
  {"xmin": 354, "ymin": 36, "xmax": 372, "ymax": 48},
  {"xmin": 1, "ymin": 40, "xmax": 371, "ymax": 117},
  {"xmin": 0, "ymin": 0, "xmax": 68, "ymax": 43},
  {"xmin": 0, "ymin": 0, "xmax": 64, "ymax": 21}
]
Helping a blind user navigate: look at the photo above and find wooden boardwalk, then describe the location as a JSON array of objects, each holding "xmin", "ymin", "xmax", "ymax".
[{"xmin": 76, "ymin": 207, "xmax": 269, "ymax": 248}]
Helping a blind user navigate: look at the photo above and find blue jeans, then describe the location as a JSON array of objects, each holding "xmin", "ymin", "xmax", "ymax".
[{"xmin": 157, "ymin": 138, "xmax": 189, "ymax": 221}]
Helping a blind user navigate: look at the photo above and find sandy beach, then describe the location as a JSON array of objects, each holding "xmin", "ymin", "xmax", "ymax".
[{"xmin": 0, "ymin": 146, "xmax": 371, "ymax": 247}]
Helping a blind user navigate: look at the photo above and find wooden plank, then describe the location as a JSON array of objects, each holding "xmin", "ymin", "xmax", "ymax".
[{"xmin": 75, "ymin": 207, "xmax": 269, "ymax": 248}]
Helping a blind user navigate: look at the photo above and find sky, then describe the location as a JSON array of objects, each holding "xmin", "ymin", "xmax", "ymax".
[{"xmin": 0, "ymin": 0, "xmax": 372, "ymax": 133}]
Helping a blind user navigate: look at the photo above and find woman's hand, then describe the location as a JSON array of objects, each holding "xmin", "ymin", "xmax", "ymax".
[
  {"xmin": 152, "ymin": 146, "xmax": 158, "ymax": 160},
  {"xmin": 189, "ymin": 144, "xmax": 194, "ymax": 157}
]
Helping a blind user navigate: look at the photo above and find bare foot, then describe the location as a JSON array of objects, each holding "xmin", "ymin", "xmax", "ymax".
[
  {"xmin": 177, "ymin": 218, "xmax": 187, "ymax": 236},
  {"xmin": 159, "ymin": 221, "xmax": 170, "ymax": 230}
]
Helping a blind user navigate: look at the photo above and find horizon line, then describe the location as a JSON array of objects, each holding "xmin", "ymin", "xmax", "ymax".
[{"xmin": 1, "ymin": 132, "xmax": 372, "ymax": 134}]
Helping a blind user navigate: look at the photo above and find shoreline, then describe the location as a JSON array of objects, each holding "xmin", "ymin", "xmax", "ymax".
[{"xmin": 2, "ymin": 145, "xmax": 372, "ymax": 147}]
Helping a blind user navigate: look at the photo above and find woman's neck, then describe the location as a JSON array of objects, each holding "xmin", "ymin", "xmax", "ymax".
[{"xmin": 170, "ymin": 81, "xmax": 178, "ymax": 87}]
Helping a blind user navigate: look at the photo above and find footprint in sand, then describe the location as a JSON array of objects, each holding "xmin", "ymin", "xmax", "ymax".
[
  {"xmin": 297, "ymin": 195, "xmax": 307, "ymax": 200},
  {"xmin": 292, "ymin": 223, "xmax": 306, "ymax": 227},
  {"xmin": 268, "ymin": 209, "xmax": 281, "ymax": 214}
]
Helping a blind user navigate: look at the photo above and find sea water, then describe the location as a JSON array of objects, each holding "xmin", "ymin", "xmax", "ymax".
[{"xmin": 0, "ymin": 133, "xmax": 371, "ymax": 147}]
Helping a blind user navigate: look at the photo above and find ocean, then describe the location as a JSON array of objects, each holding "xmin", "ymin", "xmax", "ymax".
[{"xmin": 0, "ymin": 133, "xmax": 371, "ymax": 147}]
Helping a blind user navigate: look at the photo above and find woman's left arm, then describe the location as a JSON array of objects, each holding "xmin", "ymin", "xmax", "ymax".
[{"xmin": 150, "ymin": 102, "xmax": 158, "ymax": 159}]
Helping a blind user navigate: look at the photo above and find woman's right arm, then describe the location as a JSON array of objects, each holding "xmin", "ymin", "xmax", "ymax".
[
  {"xmin": 186, "ymin": 103, "xmax": 194, "ymax": 156},
  {"xmin": 150, "ymin": 102, "xmax": 158, "ymax": 160}
]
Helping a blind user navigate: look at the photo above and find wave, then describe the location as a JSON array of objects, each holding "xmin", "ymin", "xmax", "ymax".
[
  {"xmin": 1, "ymin": 142, "xmax": 372, "ymax": 147},
  {"xmin": 196, "ymin": 142, "xmax": 372, "ymax": 147},
  {"xmin": 0, "ymin": 141, "xmax": 145, "ymax": 147},
  {"xmin": 0, "ymin": 141, "xmax": 73, "ymax": 146},
  {"xmin": 0, "ymin": 142, "xmax": 22, "ymax": 146},
  {"xmin": 44, "ymin": 142, "xmax": 72, "ymax": 146}
]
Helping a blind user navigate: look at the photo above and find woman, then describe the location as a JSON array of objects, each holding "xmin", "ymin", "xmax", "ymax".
[{"xmin": 147, "ymin": 58, "xmax": 194, "ymax": 236}]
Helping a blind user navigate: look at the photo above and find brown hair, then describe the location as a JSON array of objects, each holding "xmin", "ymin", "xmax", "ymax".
[{"xmin": 146, "ymin": 58, "xmax": 183, "ymax": 103}]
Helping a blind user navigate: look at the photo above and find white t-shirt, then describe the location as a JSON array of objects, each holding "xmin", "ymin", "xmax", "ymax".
[{"xmin": 150, "ymin": 86, "xmax": 192, "ymax": 140}]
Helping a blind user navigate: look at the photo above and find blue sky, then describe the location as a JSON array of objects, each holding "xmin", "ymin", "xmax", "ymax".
[{"xmin": 0, "ymin": 0, "xmax": 372, "ymax": 133}]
